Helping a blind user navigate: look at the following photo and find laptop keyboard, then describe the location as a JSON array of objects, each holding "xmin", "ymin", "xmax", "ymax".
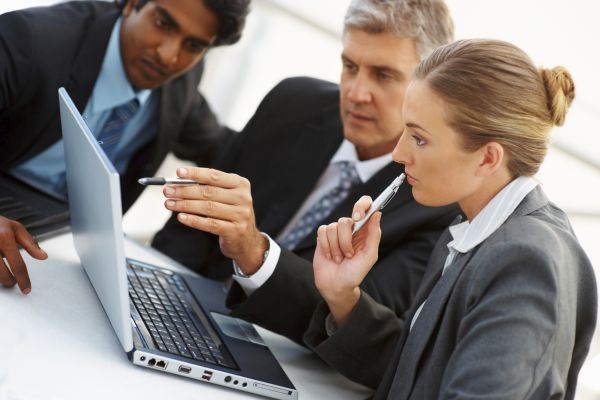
[{"xmin": 127, "ymin": 262, "xmax": 235, "ymax": 368}]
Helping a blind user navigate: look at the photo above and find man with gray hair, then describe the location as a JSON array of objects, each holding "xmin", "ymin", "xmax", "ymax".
[{"xmin": 152, "ymin": 0, "xmax": 457, "ymax": 387}]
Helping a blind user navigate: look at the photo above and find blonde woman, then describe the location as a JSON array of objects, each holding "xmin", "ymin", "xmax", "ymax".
[{"xmin": 308, "ymin": 39, "xmax": 597, "ymax": 399}]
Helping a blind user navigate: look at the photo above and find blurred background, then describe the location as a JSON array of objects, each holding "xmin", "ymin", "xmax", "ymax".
[{"xmin": 2, "ymin": 1, "xmax": 599, "ymax": 398}]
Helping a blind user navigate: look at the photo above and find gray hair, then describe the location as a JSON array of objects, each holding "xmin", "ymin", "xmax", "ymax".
[{"xmin": 344, "ymin": 0, "xmax": 455, "ymax": 59}]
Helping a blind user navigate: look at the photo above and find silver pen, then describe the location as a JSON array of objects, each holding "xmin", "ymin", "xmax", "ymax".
[
  {"xmin": 352, "ymin": 173, "xmax": 406, "ymax": 235},
  {"xmin": 138, "ymin": 177, "xmax": 197, "ymax": 186}
]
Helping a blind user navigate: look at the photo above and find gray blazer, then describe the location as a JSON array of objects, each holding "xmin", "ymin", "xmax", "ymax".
[{"xmin": 304, "ymin": 186, "xmax": 597, "ymax": 399}]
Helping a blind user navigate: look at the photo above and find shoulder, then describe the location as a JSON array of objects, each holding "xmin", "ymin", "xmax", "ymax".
[
  {"xmin": 0, "ymin": 1, "xmax": 115, "ymax": 48},
  {"xmin": 260, "ymin": 76, "xmax": 340, "ymax": 113},
  {"xmin": 468, "ymin": 203, "xmax": 593, "ymax": 291}
]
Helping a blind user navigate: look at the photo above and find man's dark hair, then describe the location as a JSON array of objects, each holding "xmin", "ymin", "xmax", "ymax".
[{"xmin": 114, "ymin": 0, "xmax": 250, "ymax": 46}]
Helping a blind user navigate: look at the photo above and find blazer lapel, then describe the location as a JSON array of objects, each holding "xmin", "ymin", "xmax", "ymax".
[
  {"xmin": 65, "ymin": 8, "xmax": 119, "ymax": 112},
  {"xmin": 388, "ymin": 245, "xmax": 475, "ymax": 399}
]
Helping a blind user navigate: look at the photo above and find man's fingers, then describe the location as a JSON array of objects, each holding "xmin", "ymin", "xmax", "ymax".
[
  {"xmin": 177, "ymin": 167, "xmax": 249, "ymax": 190},
  {"xmin": 164, "ymin": 184, "xmax": 250, "ymax": 206},
  {"xmin": 1, "ymin": 241, "xmax": 31, "ymax": 294},
  {"xmin": 165, "ymin": 199, "xmax": 251, "ymax": 223},
  {"xmin": 352, "ymin": 196, "xmax": 373, "ymax": 221},
  {"xmin": 0, "ymin": 257, "xmax": 17, "ymax": 288},
  {"xmin": 12, "ymin": 222, "xmax": 47, "ymax": 260},
  {"xmin": 176, "ymin": 212, "xmax": 237, "ymax": 237}
]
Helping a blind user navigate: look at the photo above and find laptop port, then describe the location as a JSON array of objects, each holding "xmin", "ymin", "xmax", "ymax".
[
  {"xmin": 156, "ymin": 360, "xmax": 167, "ymax": 369},
  {"xmin": 201, "ymin": 374, "xmax": 212, "ymax": 381},
  {"xmin": 178, "ymin": 365, "xmax": 192, "ymax": 374},
  {"xmin": 148, "ymin": 359, "xmax": 156, "ymax": 367}
]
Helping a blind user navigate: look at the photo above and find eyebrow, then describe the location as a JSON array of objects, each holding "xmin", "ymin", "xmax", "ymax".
[
  {"xmin": 341, "ymin": 54, "xmax": 405, "ymax": 80},
  {"xmin": 155, "ymin": 5, "xmax": 213, "ymax": 48},
  {"xmin": 406, "ymin": 122, "xmax": 432, "ymax": 136}
]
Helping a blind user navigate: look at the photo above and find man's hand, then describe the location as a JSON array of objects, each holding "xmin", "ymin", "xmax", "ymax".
[
  {"xmin": 163, "ymin": 167, "xmax": 268, "ymax": 275},
  {"xmin": 0, "ymin": 216, "xmax": 48, "ymax": 294},
  {"xmin": 313, "ymin": 196, "xmax": 381, "ymax": 327}
]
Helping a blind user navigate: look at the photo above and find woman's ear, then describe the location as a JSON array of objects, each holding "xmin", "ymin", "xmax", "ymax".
[{"xmin": 475, "ymin": 142, "xmax": 505, "ymax": 177}]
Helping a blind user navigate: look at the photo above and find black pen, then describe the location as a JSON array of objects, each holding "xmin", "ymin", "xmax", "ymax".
[{"xmin": 138, "ymin": 177, "xmax": 197, "ymax": 186}]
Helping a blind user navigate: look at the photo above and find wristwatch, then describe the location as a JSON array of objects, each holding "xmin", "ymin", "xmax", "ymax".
[{"xmin": 233, "ymin": 247, "xmax": 270, "ymax": 278}]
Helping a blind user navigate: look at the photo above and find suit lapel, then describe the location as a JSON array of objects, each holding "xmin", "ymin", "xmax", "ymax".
[
  {"xmin": 388, "ymin": 248, "xmax": 475, "ymax": 399},
  {"xmin": 258, "ymin": 119, "xmax": 344, "ymax": 237},
  {"xmin": 65, "ymin": 9, "xmax": 119, "ymax": 112}
]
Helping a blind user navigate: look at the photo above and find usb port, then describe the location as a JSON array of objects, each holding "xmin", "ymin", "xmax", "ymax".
[
  {"xmin": 178, "ymin": 365, "xmax": 192, "ymax": 374},
  {"xmin": 201, "ymin": 374, "xmax": 212, "ymax": 381}
]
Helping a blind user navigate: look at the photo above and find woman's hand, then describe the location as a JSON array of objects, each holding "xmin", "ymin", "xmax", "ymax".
[{"xmin": 313, "ymin": 196, "xmax": 382, "ymax": 327}]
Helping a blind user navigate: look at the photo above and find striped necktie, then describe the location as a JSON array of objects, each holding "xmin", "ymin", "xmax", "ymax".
[
  {"xmin": 96, "ymin": 98, "xmax": 140, "ymax": 161},
  {"xmin": 280, "ymin": 161, "xmax": 360, "ymax": 250}
]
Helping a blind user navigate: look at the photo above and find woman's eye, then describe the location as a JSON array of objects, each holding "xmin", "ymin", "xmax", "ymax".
[{"xmin": 413, "ymin": 135, "xmax": 427, "ymax": 146}]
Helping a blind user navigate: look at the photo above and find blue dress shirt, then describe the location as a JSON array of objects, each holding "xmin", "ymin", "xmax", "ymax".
[{"xmin": 11, "ymin": 18, "xmax": 158, "ymax": 200}]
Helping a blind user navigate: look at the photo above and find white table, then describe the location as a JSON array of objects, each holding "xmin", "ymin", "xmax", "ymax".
[{"xmin": 0, "ymin": 233, "xmax": 372, "ymax": 400}]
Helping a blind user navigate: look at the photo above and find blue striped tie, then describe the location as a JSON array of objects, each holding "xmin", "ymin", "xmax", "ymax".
[
  {"xmin": 280, "ymin": 161, "xmax": 361, "ymax": 250},
  {"xmin": 53, "ymin": 99, "xmax": 139, "ymax": 198},
  {"xmin": 96, "ymin": 98, "xmax": 140, "ymax": 161}
]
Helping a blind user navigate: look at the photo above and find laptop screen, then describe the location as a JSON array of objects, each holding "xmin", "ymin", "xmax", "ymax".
[{"xmin": 59, "ymin": 88, "xmax": 133, "ymax": 352}]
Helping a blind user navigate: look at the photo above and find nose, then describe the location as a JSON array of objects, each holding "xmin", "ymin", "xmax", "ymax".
[
  {"xmin": 346, "ymin": 73, "xmax": 372, "ymax": 104},
  {"xmin": 392, "ymin": 130, "xmax": 412, "ymax": 166},
  {"xmin": 156, "ymin": 37, "xmax": 180, "ymax": 66}
]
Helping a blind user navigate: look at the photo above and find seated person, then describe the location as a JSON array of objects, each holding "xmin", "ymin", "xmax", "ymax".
[
  {"xmin": 307, "ymin": 38, "xmax": 597, "ymax": 398},
  {"xmin": 0, "ymin": 0, "xmax": 250, "ymax": 294},
  {"xmin": 151, "ymin": 0, "xmax": 459, "ymax": 381}
]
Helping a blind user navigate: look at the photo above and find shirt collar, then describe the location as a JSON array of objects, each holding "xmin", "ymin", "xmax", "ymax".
[
  {"xmin": 448, "ymin": 176, "xmax": 540, "ymax": 254},
  {"xmin": 330, "ymin": 139, "xmax": 393, "ymax": 183},
  {"xmin": 87, "ymin": 17, "xmax": 151, "ymax": 115}
]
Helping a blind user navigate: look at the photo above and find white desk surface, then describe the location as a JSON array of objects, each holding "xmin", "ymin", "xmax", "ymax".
[{"xmin": 0, "ymin": 233, "xmax": 372, "ymax": 400}]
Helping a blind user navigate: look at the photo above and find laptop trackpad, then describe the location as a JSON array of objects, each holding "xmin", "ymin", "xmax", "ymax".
[{"xmin": 211, "ymin": 312, "xmax": 266, "ymax": 347}]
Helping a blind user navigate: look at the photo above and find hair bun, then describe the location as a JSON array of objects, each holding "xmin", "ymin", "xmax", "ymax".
[{"xmin": 540, "ymin": 66, "xmax": 575, "ymax": 127}]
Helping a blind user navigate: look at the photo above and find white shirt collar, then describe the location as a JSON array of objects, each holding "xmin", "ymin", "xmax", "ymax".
[
  {"xmin": 448, "ymin": 176, "xmax": 540, "ymax": 254},
  {"xmin": 87, "ymin": 18, "xmax": 151, "ymax": 115},
  {"xmin": 330, "ymin": 139, "xmax": 393, "ymax": 183}
]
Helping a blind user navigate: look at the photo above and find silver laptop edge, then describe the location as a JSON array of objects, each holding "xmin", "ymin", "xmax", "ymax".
[
  {"xmin": 58, "ymin": 88, "xmax": 297, "ymax": 400},
  {"xmin": 59, "ymin": 87, "xmax": 133, "ymax": 352}
]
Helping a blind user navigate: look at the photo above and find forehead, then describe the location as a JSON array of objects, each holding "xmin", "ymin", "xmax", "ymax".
[
  {"xmin": 150, "ymin": 0, "xmax": 219, "ymax": 40},
  {"xmin": 404, "ymin": 80, "xmax": 453, "ymax": 133},
  {"xmin": 342, "ymin": 28, "xmax": 420, "ymax": 71}
]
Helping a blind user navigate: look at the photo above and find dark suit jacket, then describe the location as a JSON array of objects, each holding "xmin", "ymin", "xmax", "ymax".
[
  {"xmin": 0, "ymin": 1, "xmax": 232, "ymax": 211},
  {"xmin": 152, "ymin": 77, "xmax": 460, "ymax": 380},
  {"xmin": 304, "ymin": 186, "xmax": 598, "ymax": 398}
]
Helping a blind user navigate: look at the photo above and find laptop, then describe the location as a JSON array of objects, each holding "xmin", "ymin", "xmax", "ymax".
[{"xmin": 58, "ymin": 88, "xmax": 297, "ymax": 399}]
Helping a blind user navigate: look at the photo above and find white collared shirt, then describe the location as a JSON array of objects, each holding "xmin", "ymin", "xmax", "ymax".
[
  {"xmin": 232, "ymin": 139, "xmax": 392, "ymax": 294},
  {"xmin": 409, "ymin": 176, "xmax": 540, "ymax": 331}
]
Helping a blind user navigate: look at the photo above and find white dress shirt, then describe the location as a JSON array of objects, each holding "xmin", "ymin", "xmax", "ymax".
[{"xmin": 233, "ymin": 139, "xmax": 392, "ymax": 295}]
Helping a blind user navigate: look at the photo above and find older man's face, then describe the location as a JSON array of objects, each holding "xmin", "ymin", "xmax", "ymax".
[{"xmin": 339, "ymin": 28, "xmax": 420, "ymax": 160}]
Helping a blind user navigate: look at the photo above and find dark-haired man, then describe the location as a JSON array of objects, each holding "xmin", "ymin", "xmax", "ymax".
[{"xmin": 0, "ymin": 0, "xmax": 250, "ymax": 294}]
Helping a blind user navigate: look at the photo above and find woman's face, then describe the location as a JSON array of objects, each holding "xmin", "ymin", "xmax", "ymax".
[{"xmin": 392, "ymin": 80, "xmax": 486, "ymax": 209}]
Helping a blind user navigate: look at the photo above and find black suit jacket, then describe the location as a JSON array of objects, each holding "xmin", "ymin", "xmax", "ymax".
[
  {"xmin": 0, "ymin": 1, "xmax": 232, "ymax": 211},
  {"xmin": 152, "ymin": 77, "xmax": 460, "ymax": 379}
]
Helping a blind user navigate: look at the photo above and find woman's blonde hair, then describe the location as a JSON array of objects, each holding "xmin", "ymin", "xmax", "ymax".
[{"xmin": 413, "ymin": 39, "xmax": 575, "ymax": 177}]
